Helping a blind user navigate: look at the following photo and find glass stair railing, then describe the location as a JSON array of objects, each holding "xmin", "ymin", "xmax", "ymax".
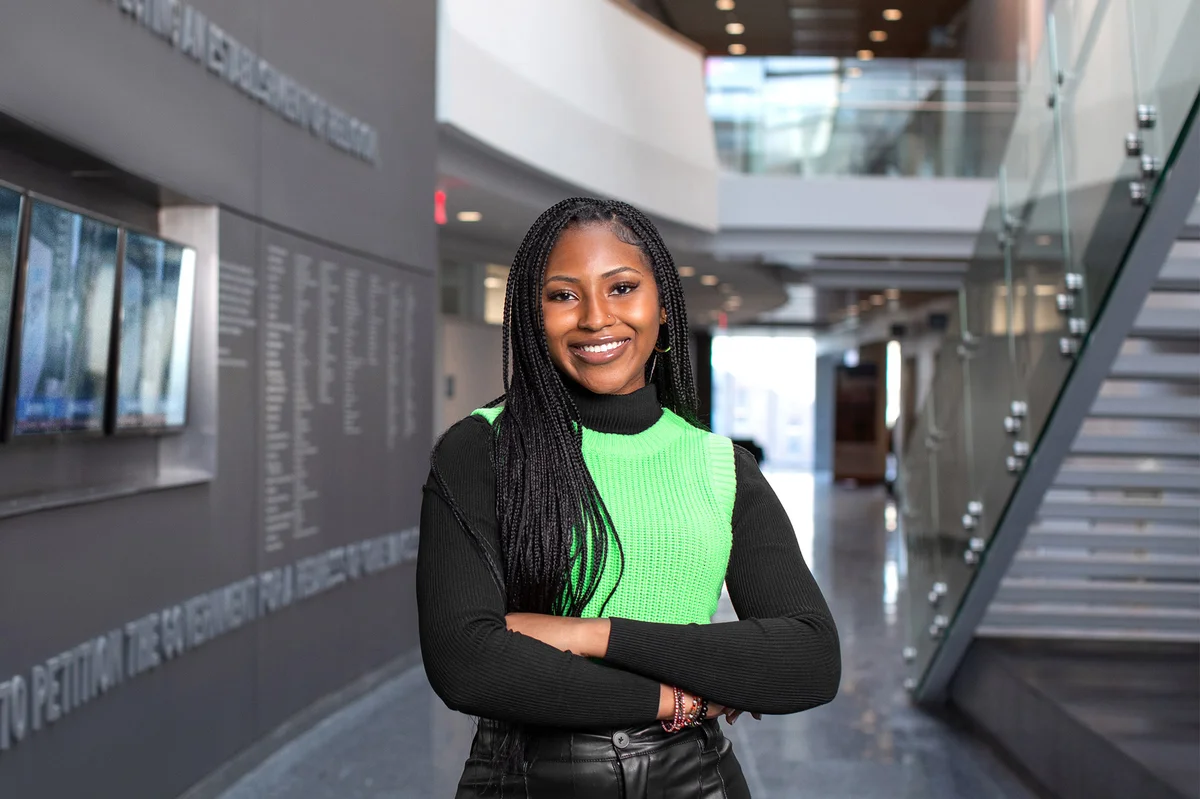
[{"xmin": 899, "ymin": 0, "xmax": 1200, "ymax": 702}]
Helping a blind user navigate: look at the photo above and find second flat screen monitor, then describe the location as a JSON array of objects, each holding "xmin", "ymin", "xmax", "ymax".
[
  {"xmin": 115, "ymin": 232, "xmax": 195, "ymax": 431},
  {"xmin": 14, "ymin": 200, "xmax": 119, "ymax": 436}
]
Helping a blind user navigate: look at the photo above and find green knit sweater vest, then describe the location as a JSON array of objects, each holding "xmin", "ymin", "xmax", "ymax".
[{"xmin": 472, "ymin": 406, "xmax": 737, "ymax": 625}]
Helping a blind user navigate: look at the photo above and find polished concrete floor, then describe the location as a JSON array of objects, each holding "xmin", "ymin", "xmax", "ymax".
[{"xmin": 219, "ymin": 475, "xmax": 1038, "ymax": 798}]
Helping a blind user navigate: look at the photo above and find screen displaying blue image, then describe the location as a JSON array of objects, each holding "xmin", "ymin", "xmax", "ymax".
[
  {"xmin": 13, "ymin": 200, "xmax": 119, "ymax": 436},
  {"xmin": 116, "ymin": 231, "xmax": 196, "ymax": 430},
  {"xmin": 0, "ymin": 185, "xmax": 21, "ymax": 405}
]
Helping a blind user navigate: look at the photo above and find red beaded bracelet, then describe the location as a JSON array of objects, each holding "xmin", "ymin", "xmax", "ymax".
[
  {"xmin": 661, "ymin": 687, "xmax": 687, "ymax": 733},
  {"xmin": 662, "ymin": 688, "xmax": 708, "ymax": 733}
]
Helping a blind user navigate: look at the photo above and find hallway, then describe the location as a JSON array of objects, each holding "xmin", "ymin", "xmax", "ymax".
[{"xmin": 219, "ymin": 476, "xmax": 1038, "ymax": 798}]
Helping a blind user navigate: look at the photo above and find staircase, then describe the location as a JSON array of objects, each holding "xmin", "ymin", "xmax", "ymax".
[
  {"xmin": 955, "ymin": 233, "xmax": 1200, "ymax": 799},
  {"xmin": 978, "ymin": 239, "xmax": 1200, "ymax": 642}
]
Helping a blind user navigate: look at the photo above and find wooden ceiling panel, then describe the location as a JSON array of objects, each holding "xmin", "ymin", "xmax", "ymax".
[{"xmin": 658, "ymin": 0, "xmax": 970, "ymax": 58}]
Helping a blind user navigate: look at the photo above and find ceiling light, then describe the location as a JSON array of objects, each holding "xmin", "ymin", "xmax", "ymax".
[
  {"xmin": 883, "ymin": 9, "xmax": 902, "ymax": 21},
  {"xmin": 847, "ymin": 66, "xmax": 863, "ymax": 78},
  {"xmin": 871, "ymin": 294, "xmax": 885, "ymax": 306},
  {"xmin": 457, "ymin": 211, "xmax": 482, "ymax": 222},
  {"xmin": 857, "ymin": 49, "xmax": 875, "ymax": 61},
  {"xmin": 870, "ymin": 30, "xmax": 888, "ymax": 42},
  {"xmin": 483, "ymin": 276, "xmax": 503, "ymax": 289},
  {"xmin": 728, "ymin": 43, "xmax": 747, "ymax": 55},
  {"xmin": 700, "ymin": 274, "xmax": 720, "ymax": 286},
  {"xmin": 1036, "ymin": 234, "xmax": 1053, "ymax": 246},
  {"xmin": 886, "ymin": 288, "xmax": 901, "ymax": 300},
  {"xmin": 678, "ymin": 265, "xmax": 696, "ymax": 277},
  {"xmin": 725, "ymin": 22, "xmax": 745, "ymax": 35},
  {"xmin": 716, "ymin": 0, "xmax": 735, "ymax": 10}
]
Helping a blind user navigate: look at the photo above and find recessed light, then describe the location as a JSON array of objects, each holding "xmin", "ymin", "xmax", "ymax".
[
  {"xmin": 847, "ymin": 66, "xmax": 863, "ymax": 78},
  {"xmin": 870, "ymin": 30, "xmax": 888, "ymax": 42},
  {"xmin": 678, "ymin": 265, "xmax": 696, "ymax": 277},
  {"xmin": 871, "ymin": 294, "xmax": 885, "ymax": 306},
  {"xmin": 728, "ymin": 43, "xmax": 747, "ymax": 55},
  {"xmin": 716, "ymin": 0, "xmax": 735, "ymax": 9},
  {"xmin": 883, "ymin": 9, "xmax": 902, "ymax": 21},
  {"xmin": 1036, "ymin": 234, "xmax": 1053, "ymax": 246},
  {"xmin": 483, "ymin": 276, "xmax": 503, "ymax": 289},
  {"xmin": 700, "ymin": 274, "xmax": 720, "ymax": 286},
  {"xmin": 725, "ymin": 22, "xmax": 745, "ymax": 35},
  {"xmin": 857, "ymin": 49, "xmax": 875, "ymax": 61},
  {"xmin": 885, "ymin": 288, "xmax": 901, "ymax": 300},
  {"xmin": 457, "ymin": 211, "xmax": 482, "ymax": 222}
]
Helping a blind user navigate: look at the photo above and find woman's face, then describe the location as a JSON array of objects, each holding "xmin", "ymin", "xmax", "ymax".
[{"xmin": 542, "ymin": 225, "xmax": 665, "ymax": 396}]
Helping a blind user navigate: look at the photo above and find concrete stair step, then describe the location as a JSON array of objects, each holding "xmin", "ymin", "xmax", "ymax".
[
  {"xmin": 1024, "ymin": 523, "xmax": 1200, "ymax": 555},
  {"xmin": 1110, "ymin": 354, "xmax": 1200, "ymax": 382},
  {"xmin": 1089, "ymin": 395, "xmax": 1200, "ymax": 420},
  {"xmin": 1039, "ymin": 496, "xmax": 1200, "ymax": 524},
  {"xmin": 994, "ymin": 577, "xmax": 1200, "ymax": 608},
  {"xmin": 1053, "ymin": 465, "xmax": 1200, "ymax": 491},
  {"xmin": 1071, "ymin": 434, "xmax": 1200, "ymax": 459},
  {"xmin": 1007, "ymin": 550, "xmax": 1200, "ymax": 581}
]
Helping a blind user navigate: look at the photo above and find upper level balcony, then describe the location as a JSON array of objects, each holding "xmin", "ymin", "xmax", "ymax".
[{"xmin": 708, "ymin": 56, "xmax": 1018, "ymax": 179}]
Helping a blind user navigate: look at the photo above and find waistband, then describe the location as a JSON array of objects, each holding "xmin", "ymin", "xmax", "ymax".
[{"xmin": 475, "ymin": 718, "xmax": 725, "ymax": 763}]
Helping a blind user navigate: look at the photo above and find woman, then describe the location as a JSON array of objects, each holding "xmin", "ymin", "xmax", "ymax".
[{"xmin": 418, "ymin": 198, "xmax": 840, "ymax": 798}]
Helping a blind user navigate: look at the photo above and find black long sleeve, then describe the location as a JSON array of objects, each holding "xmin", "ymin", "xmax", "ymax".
[
  {"xmin": 602, "ymin": 446, "xmax": 841, "ymax": 714},
  {"xmin": 417, "ymin": 416, "xmax": 663, "ymax": 728}
]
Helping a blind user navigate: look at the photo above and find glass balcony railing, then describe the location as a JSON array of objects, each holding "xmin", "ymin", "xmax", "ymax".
[
  {"xmin": 900, "ymin": 0, "xmax": 1200, "ymax": 691},
  {"xmin": 706, "ymin": 57, "xmax": 1021, "ymax": 178}
]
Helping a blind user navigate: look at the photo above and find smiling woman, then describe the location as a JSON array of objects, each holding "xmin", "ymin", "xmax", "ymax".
[
  {"xmin": 542, "ymin": 225, "xmax": 668, "ymax": 395},
  {"xmin": 417, "ymin": 197, "xmax": 841, "ymax": 799}
]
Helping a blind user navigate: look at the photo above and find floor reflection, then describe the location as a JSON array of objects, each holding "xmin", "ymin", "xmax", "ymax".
[{"xmin": 219, "ymin": 475, "xmax": 1037, "ymax": 799}]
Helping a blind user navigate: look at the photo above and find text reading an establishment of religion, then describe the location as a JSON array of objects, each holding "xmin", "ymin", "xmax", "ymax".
[
  {"xmin": 0, "ymin": 529, "xmax": 417, "ymax": 757},
  {"xmin": 104, "ymin": 0, "xmax": 380, "ymax": 166}
]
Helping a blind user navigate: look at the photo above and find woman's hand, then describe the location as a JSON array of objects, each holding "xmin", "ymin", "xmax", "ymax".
[{"xmin": 505, "ymin": 613, "xmax": 611, "ymax": 658}]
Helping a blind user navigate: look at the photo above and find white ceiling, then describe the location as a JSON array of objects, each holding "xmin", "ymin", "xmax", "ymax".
[{"xmin": 437, "ymin": 125, "xmax": 789, "ymax": 327}]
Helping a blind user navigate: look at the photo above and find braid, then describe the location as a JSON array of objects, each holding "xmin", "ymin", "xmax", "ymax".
[{"xmin": 431, "ymin": 197, "xmax": 700, "ymax": 770}]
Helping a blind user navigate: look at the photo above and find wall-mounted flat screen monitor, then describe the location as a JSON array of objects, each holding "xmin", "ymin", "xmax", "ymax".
[
  {"xmin": 12, "ymin": 200, "xmax": 119, "ymax": 436},
  {"xmin": 0, "ymin": 185, "xmax": 21, "ymax": 407},
  {"xmin": 114, "ymin": 231, "xmax": 196, "ymax": 431}
]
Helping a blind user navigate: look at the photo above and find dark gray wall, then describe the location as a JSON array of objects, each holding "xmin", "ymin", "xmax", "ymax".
[
  {"xmin": 0, "ymin": 0, "xmax": 436, "ymax": 270},
  {"xmin": 0, "ymin": 0, "xmax": 437, "ymax": 796}
]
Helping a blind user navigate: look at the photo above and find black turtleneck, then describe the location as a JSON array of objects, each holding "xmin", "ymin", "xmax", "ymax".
[
  {"xmin": 564, "ymin": 381, "xmax": 662, "ymax": 434},
  {"xmin": 416, "ymin": 386, "xmax": 841, "ymax": 729}
]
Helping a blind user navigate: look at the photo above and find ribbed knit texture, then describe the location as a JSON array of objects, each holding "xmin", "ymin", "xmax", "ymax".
[
  {"xmin": 473, "ymin": 406, "xmax": 736, "ymax": 625},
  {"xmin": 417, "ymin": 385, "xmax": 841, "ymax": 728}
]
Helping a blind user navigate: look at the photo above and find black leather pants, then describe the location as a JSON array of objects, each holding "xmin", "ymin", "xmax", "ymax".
[{"xmin": 455, "ymin": 719, "xmax": 752, "ymax": 798}]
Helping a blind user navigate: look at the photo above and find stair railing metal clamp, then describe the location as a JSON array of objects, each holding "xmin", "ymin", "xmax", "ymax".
[{"xmin": 928, "ymin": 581, "xmax": 949, "ymax": 606}]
